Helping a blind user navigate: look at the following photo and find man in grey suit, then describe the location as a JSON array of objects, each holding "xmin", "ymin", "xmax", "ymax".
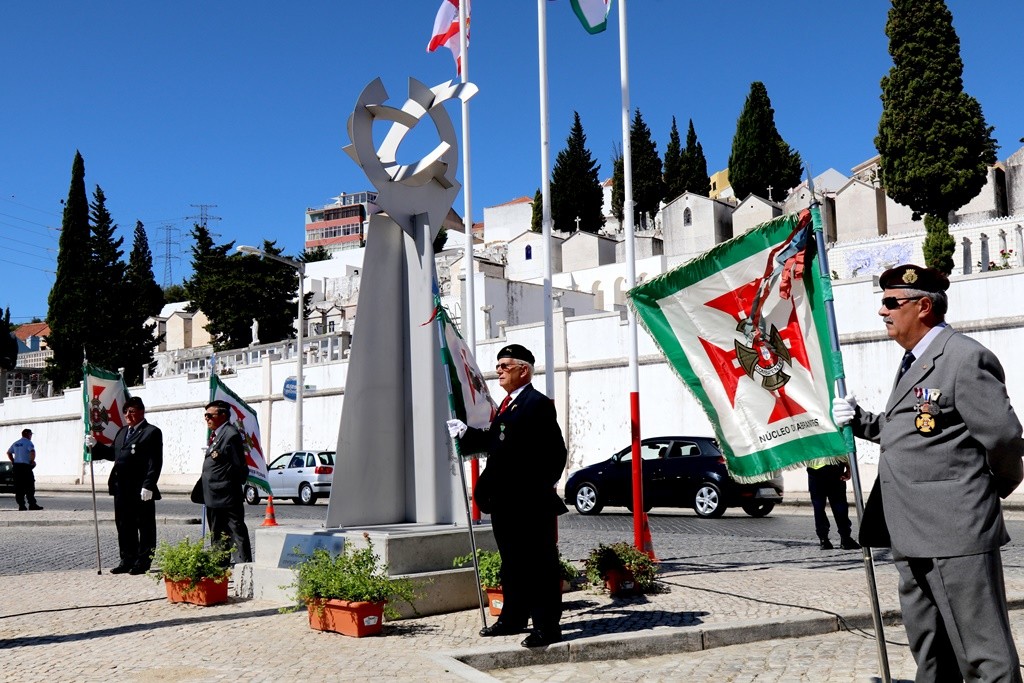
[
  {"xmin": 198, "ymin": 400, "xmax": 252, "ymax": 564},
  {"xmin": 834, "ymin": 264, "xmax": 1024, "ymax": 682}
]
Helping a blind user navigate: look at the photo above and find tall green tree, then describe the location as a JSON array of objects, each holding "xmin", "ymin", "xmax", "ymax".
[
  {"xmin": 610, "ymin": 146, "xmax": 624, "ymax": 225},
  {"xmin": 681, "ymin": 119, "xmax": 711, "ymax": 198},
  {"xmin": 629, "ymin": 108, "xmax": 664, "ymax": 228},
  {"xmin": 530, "ymin": 189, "xmax": 543, "ymax": 233},
  {"xmin": 662, "ymin": 117, "xmax": 684, "ymax": 204},
  {"xmin": 728, "ymin": 82, "xmax": 803, "ymax": 202},
  {"xmin": 122, "ymin": 221, "xmax": 164, "ymax": 385},
  {"xmin": 184, "ymin": 223, "xmax": 235, "ymax": 349},
  {"xmin": 162, "ymin": 283, "xmax": 188, "ymax": 304},
  {"xmin": 876, "ymin": 0, "xmax": 996, "ymax": 273},
  {"xmin": 46, "ymin": 151, "xmax": 93, "ymax": 391},
  {"xmin": 550, "ymin": 111, "xmax": 604, "ymax": 233},
  {"xmin": 84, "ymin": 185, "xmax": 126, "ymax": 373}
]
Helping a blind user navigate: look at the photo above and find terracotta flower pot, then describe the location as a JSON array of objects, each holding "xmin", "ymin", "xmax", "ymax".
[
  {"xmin": 307, "ymin": 599, "xmax": 385, "ymax": 637},
  {"xmin": 484, "ymin": 587, "xmax": 504, "ymax": 616},
  {"xmin": 164, "ymin": 577, "xmax": 229, "ymax": 606},
  {"xmin": 604, "ymin": 568, "xmax": 639, "ymax": 597}
]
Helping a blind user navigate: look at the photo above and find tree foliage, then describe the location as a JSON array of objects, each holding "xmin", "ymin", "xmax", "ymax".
[
  {"xmin": 299, "ymin": 246, "xmax": 332, "ymax": 263},
  {"xmin": 876, "ymin": 0, "xmax": 996, "ymax": 272},
  {"xmin": 662, "ymin": 117, "xmax": 684, "ymax": 204},
  {"xmin": 728, "ymin": 82, "xmax": 803, "ymax": 202},
  {"xmin": 629, "ymin": 109, "xmax": 664, "ymax": 227},
  {"xmin": 530, "ymin": 188, "xmax": 543, "ymax": 233},
  {"xmin": 162, "ymin": 283, "xmax": 188, "ymax": 304},
  {"xmin": 550, "ymin": 111, "xmax": 604, "ymax": 233},
  {"xmin": 122, "ymin": 221, "xmax": 165, "ymax": 385},
  {"xmin": 610, "ymin": 146, "xmax": 624, "ymax": 225},
  {"xmin": 681, "ymin": 119, "xmax": 711, "ymax": 198},
  {"xmin": 83, "ymin": 185, "xmax": 126, "ymax": 374}
]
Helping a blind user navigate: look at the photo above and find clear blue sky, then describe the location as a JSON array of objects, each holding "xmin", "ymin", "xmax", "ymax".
[{"xmin": 2, "ymin": 1, "xmax": 1021, "ymax": 323}]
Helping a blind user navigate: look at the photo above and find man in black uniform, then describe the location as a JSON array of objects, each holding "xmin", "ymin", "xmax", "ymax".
[
  {"xmin": 198, "ymin": 400, "xmax": 252, "ymax": 564},
  {"xmin": 448, "ymin": 344, "xmax": 568, "ymax": 648}
]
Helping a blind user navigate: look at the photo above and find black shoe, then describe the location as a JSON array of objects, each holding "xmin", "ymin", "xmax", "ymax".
[
  {"xmin": 479, "ymin": 622, "xmax": 525, "ymax": 637},
  {"xmin": 18, "ymin": 506, "xmax": 27, "ymax": 511},
  {"xmin": 840, "ymin": 537, "xmax": 861, "ymax": 550},
  {"xmin": 819, "ymin": 538, "xmax": 834, "ymax": 550},
  {"xmin": 28, "ymin": 505, "xmax": 43, "ymax": 510},
  {"xmin": 521, "ymin": 629, "xmax": 562, "ymax": 648},
  {"xmin": 129, "ymin": 565, "xmax": 151, "ymax": 575},
  {"xmin": 110, "ymin": 565, "xmax": 132, "ymax": 574}
]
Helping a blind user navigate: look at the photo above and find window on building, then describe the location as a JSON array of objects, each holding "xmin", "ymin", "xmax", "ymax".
[
  {"xmin": 683, "ymin": 208, "xmax": 692, "ymax": 226},
  {"xmin": 525, "ymin": 245, "xmax": 533, "ymax": 260}
]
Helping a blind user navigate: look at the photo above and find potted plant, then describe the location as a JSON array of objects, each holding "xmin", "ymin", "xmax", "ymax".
[
  {"xmin": 287, "ymin": 533, "xmax": 419, "ymax": 637},
  {"xmin": 584, "ymin": 542, "xmax": 658, "ymax": 597},
  {"xmin": 152, "ymin": 535, "xmax": 233, "ymax": 606},
  {"xmin": 559, "ymin": 555, "xmax": 580, "ymax": 593},
  {"xmin": 453, "ymin": 549, "xmax": 503, "ymax": 615}
]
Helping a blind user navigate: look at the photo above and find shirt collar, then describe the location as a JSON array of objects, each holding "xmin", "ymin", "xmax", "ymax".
[{"xmin": 910, "ymin": 322, "xmax": 948, "ymax": 360}]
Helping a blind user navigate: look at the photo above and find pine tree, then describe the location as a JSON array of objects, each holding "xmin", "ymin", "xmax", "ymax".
[
  {"xmin": 45, "ymin": 151, "xmax": 93, "ymax": 391},
  {"xmin": 85, "ymin": 185, "xmax": 126, "ymax": 373},
  {"xmin": 662, "ymin": 117, "xmax": 684, "ymax": 204},
  {"xmin": 550, "ymin": 111, "xmax": 604, "ymax": 233},
  {"xmin": 681, "ymin": 119, "xmax": 711, "ymax": 197},
  {"xmin": 728, "ymin": 82, "xmax": 803, "ymax": 202},
  {"xmin": 876, "ymin": 0, "xmax": 996, "ymax": 274},
  {"xmin": 299, "ymin": 246, "xmax": 333, "ymax": 263},
  {"xmin": 184, "ymin": 223, "xmax": 235, "ymax": 349},
  {"xmin": 122, "ymin": 221, "xmax": 164, "ymax": 385},
  {"xmin": 629, "ymin": 109, "xmax": 664, "ymax": 228},
  {"xmin": 530, "ymin": 189, "xmax": 543, "ymax": 233},
  {"xmin": 611, "ymin": 147, "xmax": 624, "ymax": 225}
]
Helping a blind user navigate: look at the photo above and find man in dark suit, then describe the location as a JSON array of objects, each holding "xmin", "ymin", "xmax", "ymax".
[
  {"xmin": 86, "ymin": 396, "xmax": 162, "ymax": 575},
  {"xmin": 448, "ymin": 344, "xmax": 568, "ymax": 648},
  {"xmin": 834, "ymin": 264, "xmax": 1024, "ymax": 681},
  {"xmin": 199, "ymin": 400, "xmax": 252, "ymax": 564}
]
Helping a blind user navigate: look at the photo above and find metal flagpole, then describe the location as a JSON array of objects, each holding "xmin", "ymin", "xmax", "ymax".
[
  {"xmin": 537, "ymin": 0, "xmax": 555, "ymax": 400},
  {"xmin": 808, "ymin": 194, "xmax": 891, "ymax": 682},
  {"xmin": 83, "ymin": 359, "xmax": 103, "ymax": 574}
]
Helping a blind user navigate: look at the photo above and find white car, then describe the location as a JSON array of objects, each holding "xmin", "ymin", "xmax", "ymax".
[{"xmin": 245, "ymin": 450, "xmax": 335, "ymax": 506}]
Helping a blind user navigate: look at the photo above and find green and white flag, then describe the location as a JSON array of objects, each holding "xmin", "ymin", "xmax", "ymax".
[
  {"xmin": 210, "ymin": 373, "xmax": 270, "ymax": 494},
  {"xmin": 83, "ymin": 364, "xmax": 130, "ymax": 462},
  {"xmin": 569, "ymin": 0, "xmax": 611, "ymax": 34},
  {"xmin": 628, "ymin": 210, "xmax": 847, "ymax": 482}
]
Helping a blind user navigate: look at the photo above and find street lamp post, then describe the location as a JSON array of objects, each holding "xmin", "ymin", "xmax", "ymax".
[{"xmin": 237, "ymin": 245, "xmax": 305, "ymax": 450}]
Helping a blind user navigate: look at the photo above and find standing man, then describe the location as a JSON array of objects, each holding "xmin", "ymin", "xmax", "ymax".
[
  {"xmin": 447, "ymin": 344, "xmax": 568, "ymax": 648},
  {"xmin": 833, "ymin": 264, "xmax": 1024, "ymax": 681},
  {"xmin": 806, "ymin": 459, "xmax": 859, "ymax": 551},
  {"xmin": 198, "ymin": 400, "xmax": 252, "ymax": 565},
  {"xmin": 86, "ymin": 397, "xmax": 162, "ymax": 574},
  {"xmin": 7, "ymin": 428, "xmax": 42, "ymax": 511}
]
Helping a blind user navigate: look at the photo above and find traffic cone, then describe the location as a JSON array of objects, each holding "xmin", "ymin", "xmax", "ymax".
[
  {"xmin": 260, "ymin": 495, "xmax": 279, "ymax": 527},
  {"xmin": 640, "ymin": 512, "xmax": 658, "ymax": 561}
]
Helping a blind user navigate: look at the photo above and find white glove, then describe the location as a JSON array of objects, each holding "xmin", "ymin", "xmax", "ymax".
[
  {"xmin": 85, "ymin": 434, "xmax": 97, "ymax": 448},
  {"xmin": 140, "ymin": 488, "xmax": 153, "ymax": 502},
  {"xmin": 446, "ymin": 419, "xmax": 468, "ymax": 439},
  {"xmin": 832, "ymin": 393, "xmax": 858, "ymax": 427}
]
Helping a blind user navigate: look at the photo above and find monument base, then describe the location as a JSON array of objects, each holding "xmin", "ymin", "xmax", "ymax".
[{"xmin": 237, "ymin": 522, "xmax": 496, "ymax": 618}]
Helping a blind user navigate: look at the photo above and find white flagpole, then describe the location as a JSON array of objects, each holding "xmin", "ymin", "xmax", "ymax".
[
  {"xmin": 538, "ymin": 0, "xmax": 554, "ymax": 399},
  {"xmin": 617, "ymin": 0, "xmax": 644, "ymax": 550}
]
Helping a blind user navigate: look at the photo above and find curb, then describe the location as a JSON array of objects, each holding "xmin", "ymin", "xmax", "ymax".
[{"xmin": 0, "ymin": 516, "xmax": 202, "ymax": 528}]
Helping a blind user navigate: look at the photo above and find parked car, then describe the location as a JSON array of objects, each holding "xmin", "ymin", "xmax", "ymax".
[
  {"xmin": 564, "ymin": 436, "xmax": 783, "ymax": 518},
  {"xmin": 245, "ymin": 450, "xmax": 335, "ymax": 506},
  {"xmin": 0, "ymin": 460, "xmax": 14, "ymax": 494}
]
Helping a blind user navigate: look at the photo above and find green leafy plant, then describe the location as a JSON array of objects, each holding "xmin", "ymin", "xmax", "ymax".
[
  {"xmin": 584, "ymin": 542, "xmax": 658, "ymax": 593},
  {"xmin": 453, "ymin": 549, "xmax": 502, "ymax": 590},
  {"xmin": 559, "ymin": 555, "xmax": 580, "ymax": 587},
  {"xmin": 152, "ymin": 535, "xmax": 232, "ymax": 590},
  {"xmin": 287, "ymin": 533, "xmax": 419, "ymax": 619}
]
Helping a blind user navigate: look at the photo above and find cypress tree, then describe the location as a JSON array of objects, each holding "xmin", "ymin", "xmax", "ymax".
[
  {"xmin": 876, "ymin": 0, "xmax": 996, "ymax": 273},
  {"xmin": 662, "ymin": 117, "xmax": 684, "ymax": 204},
  {"xmin": 728, "ymin": 82, "xmax": 803, "ymax": 202},
  {"xmin": 85, "ymin": 185, "xmax": 126, "ymax": 373},
  {"xmin": 611, "ymin": 147, "xmax": 624, "ymax": 225},
  {"xmin": 550, "ymin": 111, "xmax": 604, "ymax": 233},
  {"xmin": 629, "ymin": 108, "xmax": 664, "ymax": 228},
  {"xmin": 681, "ymin": 119, "xmax": 711, "ymax": 197},
  {"xmin": 530, "ymin": 189, "xmax": 543, "ymax": 233},
  {"xmin": 122, "ymin": 221, "xmax": 164, "ymax": 385}
]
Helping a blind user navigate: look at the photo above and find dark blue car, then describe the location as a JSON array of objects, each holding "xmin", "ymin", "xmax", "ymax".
[{"xmin": 564, "ymin": 436, "xmax": 784, "ymax": 518}]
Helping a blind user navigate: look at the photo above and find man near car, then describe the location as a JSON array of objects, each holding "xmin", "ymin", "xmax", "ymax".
[
  {"xmin": 833, "ymin": 263, "xmax": 1023, "ymax": 681},
  {"xmin": 447, "ymin": 344, "xmax": 568, "ymax": 648},
  {"xmin": 806, "ymin": 458, "xmax": 859, "ymax": 551},
  {"xmin": 86, "ymin": 397, "xmax": 162, "ymax": 574},
  {"xmin": 7, "ymin": 428, "xmax": 42, "ymax": 511},
  {"xmin": 199, "ymin": 400, "xmax": 252, "ymax": 565}
]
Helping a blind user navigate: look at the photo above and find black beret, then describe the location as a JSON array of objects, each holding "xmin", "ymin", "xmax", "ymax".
[
  {"xmin": 879, "ymin": 264, "xmax": 949, "ymax": 293},
  {"xmin": 124, "ymin": 396, "xmax": 146, "ymax": 411},
  {"xmin": 497, "ymin": 343, "xmax": 535, "ymax": 365}
]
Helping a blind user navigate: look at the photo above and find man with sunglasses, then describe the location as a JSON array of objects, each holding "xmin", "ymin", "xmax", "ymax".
[
  {"xmin": 198, "ymin": 400, "xmax": 252, "ymax": 564},
  {"xmin": 833, "ymin": 263, "xmax": 1024, "ymax": 681},
  {"xmin": 85, "ymin": 396, "xmax": 163, "ymax": 575},
  {"xmin": 447, "ymin": 344, "xmax": 568, "ymax": 648}
]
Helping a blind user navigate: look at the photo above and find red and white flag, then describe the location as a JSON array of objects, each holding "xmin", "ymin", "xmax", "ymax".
[
  {"xmin": 427, "ymin": 0, "xmax": 470, "ymax": 74},
  {"xmin": 82, "ymin": 364, "xmax": 130, "ymax": 461}
]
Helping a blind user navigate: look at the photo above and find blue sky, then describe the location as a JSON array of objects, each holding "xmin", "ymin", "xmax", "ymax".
[{"xmin": 2, "ymin": 1, "xmax": 1022, "ymax": 323}]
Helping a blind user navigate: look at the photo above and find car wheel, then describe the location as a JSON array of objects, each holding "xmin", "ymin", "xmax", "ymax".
[
  {"xmin": 244, "ymin": 486, "xmax": 261, "ymax": 506},
  {"xmin": 693, "ymin": 482, "xmax": 726, "ymax": 518},
  {"xmin": 573, "ymin": 482, "xmax": 604, "ymax": 515},
  {"xmin": 298, "ymin": 483, "xmax": 316, "ymax": 506},
  {"xmin": 742, "ymin": 501, "xmax": 775, "ymax": 518},
  {"xmin": 625, "ymin": 500, "xmax": 653, "ymax": 513}
]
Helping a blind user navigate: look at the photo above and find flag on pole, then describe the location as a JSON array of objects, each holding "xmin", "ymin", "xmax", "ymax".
[
  {"xmin": 427, "ymin": 0, "xmax": 470, "ymax": 74},
  {"xmin": 83, "ymin": 364, "xmax": 131, "ymax": 462},
  {"xmin": 569, "ymin": 0, "xmax": 611, "ymax": 34},
  {"xmin": 210, "ymin": 373, "xmax": 271, "ymax": 495},
  {"xmin": 628, "ymin": 210, "xmax": 848, "ymax": 482}
]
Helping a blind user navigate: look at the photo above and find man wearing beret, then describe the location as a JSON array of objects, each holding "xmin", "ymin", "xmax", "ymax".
[
  {"xmin": 447, "ymin": 344, "xmax": 568, "ymax": 648},
  {"xmin": 833, "ymin": 264, "xmax": 1024, "ymax": 681}
]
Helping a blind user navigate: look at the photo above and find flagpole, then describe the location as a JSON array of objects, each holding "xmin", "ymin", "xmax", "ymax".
[
  {"xmin": 537, "ymin": 0, "xmax": 555, "ymax": 400},
  {"xmin": 808, "ymin": 199, "xmax": 891, "ymax": 682},
  {"xmin": 83, "ymin": 360, "xmax": 103, "ymax": 575}
]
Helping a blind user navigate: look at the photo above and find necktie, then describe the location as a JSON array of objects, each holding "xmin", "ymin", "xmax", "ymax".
[
  {"xmin": 896, "ymin": 350, "xmax": 915, "ymax": 383},
  {"xmin": 126, "ymin": 427, "xmax": 135, "ymax": 441},
  {"xmin": 208, "ymin": 432, "xmax": 216, "ymax": 446},
  {"xmin": 497, "ymin": 395, "xmax": 512, "ymax": 415}
]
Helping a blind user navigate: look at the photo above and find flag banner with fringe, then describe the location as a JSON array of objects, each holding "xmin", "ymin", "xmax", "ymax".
[
  {"xmin": 82, "ymin": 364, "xmax": 130, "ymax": 462},
  {"xmin": 210, "ymin": 373, "xmax": 270, "ymax": 494},
  {"xmin": 627, "ymin": 210, "xmax": 847, "ymax": 482}
]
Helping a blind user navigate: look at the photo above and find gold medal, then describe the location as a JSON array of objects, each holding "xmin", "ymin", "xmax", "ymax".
[{"xmin": 915, "ymin": 413, "xmax": 935, "ymax": 433}]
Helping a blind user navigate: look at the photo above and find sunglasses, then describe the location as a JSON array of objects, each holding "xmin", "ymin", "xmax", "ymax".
[
  {"xmin": 203, "ymin": 412, "xmax": 219, "ymax": 419},
  {"xmin": 881, "ymin": 296, "xmax": 923, "ymax": 310},
  {"xmin": 495, "ymin": 362, "xmax": 520, "ymax": 372}
]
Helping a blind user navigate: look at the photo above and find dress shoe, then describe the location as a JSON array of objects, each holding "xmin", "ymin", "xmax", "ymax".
[
  {"xmin": 521, "ymin": 629, "xmax": 562, "ymax": 648},
  {"xmin": 479, "ymin": 622, "xmax": 525, "ymax": 637},
  {"xmin": 129, "ymin": 565, "xmax": 151, "ymax": 575},
  {"xmin": 819, "ymin": 538, "xmax": 834, "ymax": 550},
  {"xmin": 28, "ymin": 505, "xmax": 43, "ymax": 510},
  {"xmin": 840, "ymin": 536, "xmax": 861, "ymax": 550},
  {"xmin": 18, "ymin": 506, "xmax": 27, "ymax": 511},
  {"xmin": 110, "ymin": 565, "xmax": 132, "ymax": 574}
]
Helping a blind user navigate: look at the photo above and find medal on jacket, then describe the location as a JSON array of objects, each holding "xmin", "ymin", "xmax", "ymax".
[
  {"xmin": 914, "ymin": 387, "xmax": 941, "ymax": 434},
  {"xmin": 130, "ymin": 444, "xmax": 136, "ymax": 455},
  {"xmin": 498, "ymin": 423, "xmax": 506, "ymax": 441}
]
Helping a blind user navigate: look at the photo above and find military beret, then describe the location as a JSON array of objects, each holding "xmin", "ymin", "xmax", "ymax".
[
  {"xmin": 125, "ymin": 396, "xmax": 146, "ymax": 411},
  {"xmin": 497, "ymin": 343, "xmax": 535, "ymax": 365},
  {"xmin": 878, "ymin": 264, "xmax": 949, "ymax": 293}
]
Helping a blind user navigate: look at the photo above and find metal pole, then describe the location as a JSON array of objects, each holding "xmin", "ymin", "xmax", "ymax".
[
  {"xmin": 88, "ymin": 450, "xmax": 102, "ymax": 574},
  {"xmin": 537, "ymin": 0, "xmax": 554, "ymax": 399},
  {"xmin": 296, "ymin": 263, "xmax": 305, "ymax": 451}
]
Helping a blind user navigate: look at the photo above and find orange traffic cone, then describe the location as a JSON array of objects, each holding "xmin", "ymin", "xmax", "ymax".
[
  {"xmin": 640, "ymin": 512, "xmax": 658, "ymax": 561},
  {"xmin": 260, "ymin": 495, "xmax": 279, "ymax": 527}
]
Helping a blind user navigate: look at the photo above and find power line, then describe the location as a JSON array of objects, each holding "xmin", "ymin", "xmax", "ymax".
[{"xmin": 186, "ymin": 203, "xmax": 222, "ymax": 239}]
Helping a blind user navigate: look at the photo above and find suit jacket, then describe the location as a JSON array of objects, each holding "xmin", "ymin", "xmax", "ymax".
[
  {"xmin": 201, "ymin": 422, "xmax": 248, "ymax": 509},
  {"xmin": 855, "ymin": 326, "xmax": 1024, "ymax": 557},
  {"xmin": 461, "ymin": 383, "xmax": 568, "ymax": 516},
  {"xmin": 92, "ymin": 421, "xmax": 163, "ymax": 500}
]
